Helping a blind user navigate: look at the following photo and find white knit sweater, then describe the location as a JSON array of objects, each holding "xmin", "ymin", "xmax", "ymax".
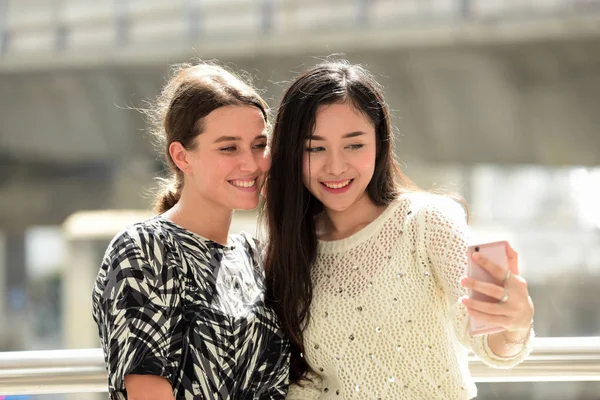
[{"xmin": 286, "ymin": 192, "xmax": 533, "ymax": 400}]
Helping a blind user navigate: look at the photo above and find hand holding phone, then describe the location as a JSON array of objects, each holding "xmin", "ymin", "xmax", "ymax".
[{"xmin": 467, "ymin": 240, "xmax": 509, "ymax": 336}]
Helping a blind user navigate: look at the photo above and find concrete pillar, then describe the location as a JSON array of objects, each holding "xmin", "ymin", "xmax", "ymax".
[
  {"xmin": 3, "ymin": 231, "xmax": 29, "ymax": 351},
  {"xmin": 62, "ymin": 238, "xmax": 104, "ymax": 350}
]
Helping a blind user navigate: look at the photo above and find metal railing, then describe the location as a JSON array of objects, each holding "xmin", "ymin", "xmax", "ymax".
[
  {"xmin": 1, "ymin": 337, "xmax": 600, "ymax": 395},
  {"xmin": 1, "ymin": 0, "xmax": 600, "ymax": 58}
]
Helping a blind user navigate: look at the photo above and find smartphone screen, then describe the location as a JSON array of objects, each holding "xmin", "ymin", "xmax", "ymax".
[{"xmin": 467, "ymin": 240, "xmax": 508, "ymax": 336}]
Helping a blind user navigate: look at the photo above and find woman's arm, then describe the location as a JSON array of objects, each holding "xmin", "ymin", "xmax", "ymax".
[
  {"xmin": 417, "ymin": 195, "xmax": 533, "ymax": 367},
  {"xmin": 124, "ymin": 375, "xmax": 175, "ymax": 400},
  {"xmin": 92, "ymin": 229, "xmax": 183, "ymax": 397},
  {"xmin": 461, "ymin": 244, "xmax": 534, "ymax": 358}
]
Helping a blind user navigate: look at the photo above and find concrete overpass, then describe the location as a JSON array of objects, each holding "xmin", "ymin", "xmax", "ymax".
[{"xmin": 0, "ymin": 0, "xmax": 599, "ymax": 231}]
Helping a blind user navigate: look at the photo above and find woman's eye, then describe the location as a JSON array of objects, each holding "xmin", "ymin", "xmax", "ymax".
[
  {"xmin": 305, "ymin": 147, "xmax": 325, "ymax": 153},
  {"xmin": 253, "ymin": 143, "xmax": 268, "ymax": 150},
  {"xmin": 347, "ymin": 144, "xmax": 364, "ymax": 150},
  {"xmin": 220, "ymin": 146, "xmax": 237, "ymax": 153}
]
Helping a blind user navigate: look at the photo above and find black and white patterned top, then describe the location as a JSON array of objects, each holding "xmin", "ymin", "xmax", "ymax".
[{"xmin": 92, "ymin": 216, "xmax": 290, "ymax": 399}]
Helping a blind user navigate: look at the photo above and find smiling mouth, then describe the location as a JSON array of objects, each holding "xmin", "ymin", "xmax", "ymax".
[
  {"xmin": 321, "ymin": 179, "xmax": 353, "ymax": 189},
  {"xmin": 229, "ymin": 179, "xmax": 257, "ymax": 188}
]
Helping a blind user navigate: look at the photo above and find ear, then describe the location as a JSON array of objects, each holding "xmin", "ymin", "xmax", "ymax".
[{"xmin": 169, "ymin": 141, "xmax": 191, "ymax": 173}]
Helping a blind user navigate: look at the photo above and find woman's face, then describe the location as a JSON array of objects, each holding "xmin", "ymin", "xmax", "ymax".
[
  {"xmin": 302, "ymin": 102, "xmax": 377, "ymax": 214},
  {"xmin": 183, "ymin": 105, "xmax": 270, "ymax": 211}
]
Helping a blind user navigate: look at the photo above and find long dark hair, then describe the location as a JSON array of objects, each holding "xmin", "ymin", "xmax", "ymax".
[
  {"xmin": 263, "ymin": 60, "xmax": 418, "ymax": 382},
  {"xmin": 145, "ymin": 62, "xmax": 269, "ymax": 213}
]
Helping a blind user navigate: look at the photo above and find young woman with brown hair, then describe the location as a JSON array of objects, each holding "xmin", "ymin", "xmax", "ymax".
[{"xmin": 92, "ymin": 63, "xmax": 290, "ymax": 400}]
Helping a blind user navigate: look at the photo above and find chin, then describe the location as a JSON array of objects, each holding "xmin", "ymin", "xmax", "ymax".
[
  {"xmin": 234, "ymin": 199, "xmax": 260, "ymax": 211},
  {"xmin": 329, "ymin": 206, "xmax": 351, "ymax": 213},
  {"xmin": 320, "ymin": 200, "xmax": 353, "ymax": 213}
]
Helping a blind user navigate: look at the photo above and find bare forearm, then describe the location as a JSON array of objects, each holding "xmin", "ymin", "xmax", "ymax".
[{"xmin": 124, "ymin": 374, "xmax": 175, "ymax": 400}]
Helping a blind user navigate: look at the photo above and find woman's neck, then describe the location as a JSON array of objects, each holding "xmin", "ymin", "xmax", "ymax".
[
  {"xmin": 163, "ymin": 188, "xmax": 233, "ymax": 245},
  {"xmin": 319, "ymin": 192, "xmax": 387, "ymax": 241}
]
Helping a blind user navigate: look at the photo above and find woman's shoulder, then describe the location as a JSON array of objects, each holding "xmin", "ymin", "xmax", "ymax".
[
  {"xmin": 95, "ymin": 217, "xmax": 174, "ymax": 302},
  {"xmin": 100, "ymin": 217, "xmax": 179, "ymax": 278},
  {"xmin": 397, "ymin": 191, "xmax": 467, "ymax": 223},
  {"xmin": 105, "ymin": 216, "xmax": 169, "ymax": 254}
]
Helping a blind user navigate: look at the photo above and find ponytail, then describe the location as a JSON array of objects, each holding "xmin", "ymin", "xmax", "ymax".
[{"xmin": 154, "ymin": 177, "xmax": 183, "ymax": 214}]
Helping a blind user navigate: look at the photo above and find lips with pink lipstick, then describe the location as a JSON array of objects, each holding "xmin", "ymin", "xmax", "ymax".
[
  {"xmin": 229, "ymin": 177, "xmax": 259, "ymax": 192},
  {"xmin": 320, "ymin": 179, "xmax": 354, "ymax": 194}
]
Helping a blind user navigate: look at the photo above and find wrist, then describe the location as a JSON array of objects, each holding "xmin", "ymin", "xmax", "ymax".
[
  {"xmin": 502, "ymin": 322, "xmax": 533, "ymax": 348},
  {"xmin": 506, "ymin": 327, "xmax": 530, "ymax": 337},
  {"xmin": 507, "ymin": 319, "xmax": 534, "ymax": 335}
]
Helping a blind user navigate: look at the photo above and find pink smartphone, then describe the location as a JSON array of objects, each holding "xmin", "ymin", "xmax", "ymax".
[{"xmin": 467, "ymin": 240, "xmax": 508, "ymax": 336}]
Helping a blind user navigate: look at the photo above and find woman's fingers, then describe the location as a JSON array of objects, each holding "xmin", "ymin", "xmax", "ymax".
[{"xmin": 461, "ymin": 277, "xmax": 505, "ymax": 300}]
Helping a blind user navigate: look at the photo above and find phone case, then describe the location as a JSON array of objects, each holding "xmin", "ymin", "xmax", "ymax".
[{"xmin": 467, "ymin": 240, "xmax": 508, "ymax": 336}]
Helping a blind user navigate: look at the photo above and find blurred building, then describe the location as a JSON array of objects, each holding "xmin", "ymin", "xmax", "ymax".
[{"xmin": 1, "ymin": 0, "xmax": 599, "ymax": 398}]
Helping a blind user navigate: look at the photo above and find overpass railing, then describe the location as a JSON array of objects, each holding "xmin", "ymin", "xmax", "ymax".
[{"xmin": 1, "ymin": 337, "xmax": 600, "ymax": 395}]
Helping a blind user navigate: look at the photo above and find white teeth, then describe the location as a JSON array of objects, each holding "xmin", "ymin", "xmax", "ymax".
[
  {"xmin": 231, "ymin": 179, "xmax": 256, "ymax": 188},
  {"xmin": 323, "ymin": 180, "xmax": 351, "ymax": 189}
]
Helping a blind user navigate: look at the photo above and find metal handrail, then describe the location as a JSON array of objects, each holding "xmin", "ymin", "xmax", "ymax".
[{"xmin": 0, "ymin": 337, "xmax": 599, "ymax": 395}]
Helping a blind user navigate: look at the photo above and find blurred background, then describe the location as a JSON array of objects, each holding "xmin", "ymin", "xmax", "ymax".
[{"xmin": 1, "ymin": 0, "xmax": 599, "ymax": 399}]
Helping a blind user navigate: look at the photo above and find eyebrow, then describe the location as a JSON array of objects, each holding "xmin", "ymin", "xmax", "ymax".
[
  {"xmin": 213, "ymin": 134, "xmax": 267, "ymax": 143},
  {"xmin": 308, "ymin": 131, "xmax": 366, "ymax": 141}
]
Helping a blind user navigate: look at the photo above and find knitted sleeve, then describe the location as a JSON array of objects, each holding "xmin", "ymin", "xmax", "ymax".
[{"xmin": 416, "ymin": 195, "xmax": 532, "ymax": 368}]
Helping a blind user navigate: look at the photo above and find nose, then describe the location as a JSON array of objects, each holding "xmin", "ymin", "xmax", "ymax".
[
  {"xmin": 324, "ymin": 149, "xmax": 348, "ymax": 176},
  {"xmin": 239, "ymin": 148, "xmax": 260, "ymax": 174}
]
